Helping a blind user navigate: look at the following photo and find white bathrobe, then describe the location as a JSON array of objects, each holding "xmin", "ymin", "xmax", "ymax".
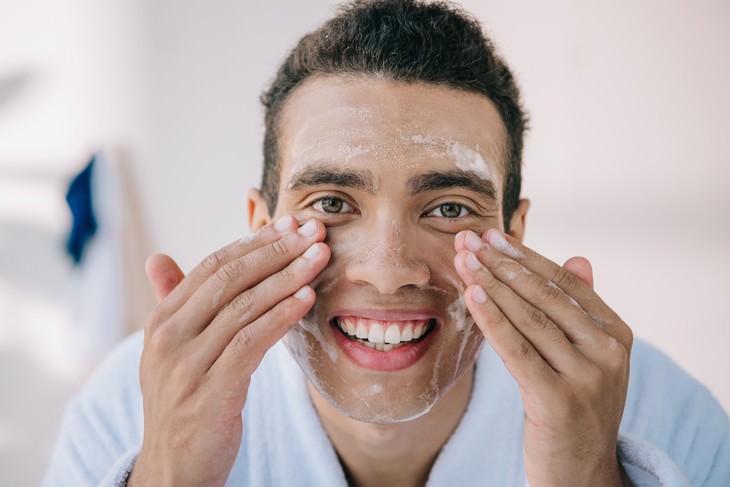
[{"xmin": 43, "ymin": 332, "xmax": 730, "ymax": 486}]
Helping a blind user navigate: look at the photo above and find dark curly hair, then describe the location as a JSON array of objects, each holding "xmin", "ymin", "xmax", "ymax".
[{"xmin": 260, "ymin": 0, "xmax": 527, "ymax": 230}]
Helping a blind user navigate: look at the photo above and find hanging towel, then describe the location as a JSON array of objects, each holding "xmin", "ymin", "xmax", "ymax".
[{"xmin": 65, "ymin": 156, "xmax": 97, "ymax": 264}]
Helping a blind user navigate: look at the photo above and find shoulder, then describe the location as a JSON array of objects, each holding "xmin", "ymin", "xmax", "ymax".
[
  {"xmin": 622, "ymin": 338, "xmax": 730, "ymax": 485},
  {"xmin": 44, "ymin": 331, "xmax": 145, "ymax": 486}
]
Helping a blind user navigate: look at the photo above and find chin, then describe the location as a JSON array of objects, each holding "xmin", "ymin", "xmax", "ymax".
[{"xmin": 283, "ymin": 313, "xmax": 485, "ymax": 423}]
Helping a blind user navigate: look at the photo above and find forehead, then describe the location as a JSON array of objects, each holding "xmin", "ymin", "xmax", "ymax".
[{"xmin": 277, "ymin": 76, "xmax": 507, "ymax": 188}]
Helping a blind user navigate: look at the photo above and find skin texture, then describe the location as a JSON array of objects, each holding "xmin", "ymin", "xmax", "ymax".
[{"xmin": 133, "ymin": 77, "xmax": 633, "ymax": 487}]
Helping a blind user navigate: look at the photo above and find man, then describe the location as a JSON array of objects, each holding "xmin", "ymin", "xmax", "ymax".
[{"xmin": 45, "ymin": 1, "xmax": 729, "ymax": 486}]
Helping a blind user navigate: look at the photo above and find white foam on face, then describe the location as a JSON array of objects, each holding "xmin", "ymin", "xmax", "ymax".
[
  {"xmin": 447, "ymin": 141, "xmax": 494, "ymax": 181},
  {"xmin": 446, "ymin": 293, "xmax": 472, "ymax": 331},
  {"xmin": 297, "ymin": 316, "xmax": 339, "ymax": 363},
  {"xmin": 285, "ymin": 105, "xmax": 378, "ymax": 181},
  {"xmin": 406, "ymin": 133, "xmax": 496, "ymax": 182}
]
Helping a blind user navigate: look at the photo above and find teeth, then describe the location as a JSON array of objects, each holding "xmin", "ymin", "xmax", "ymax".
[
  {"xmin": 368, "ymin": 323, "xmax": 385, "ymax": 343},
  {"xmin": 336, "ymin": 317, "xmax": 434, "ymax": 347},
  {"xmin": 374, "ymin": 342, "xmax": 385, "ymax": 352},
  {"xmin": 355, "ymin": 320, "xmax": 368, "ymax": 339},
  {"xmin": 344, "ymin": 318, "xmax": 356, "ymax": 336},
  {"xmin": 414, "ymin": 322, "xmax": 424, "ymax": 338},
  {"xmin": 401, "ymin": 322, "xmax": 413, "ymax": 341},
  {"xmin": 384, "ymin": 324, "xmax": 401, "ymax": 344}
]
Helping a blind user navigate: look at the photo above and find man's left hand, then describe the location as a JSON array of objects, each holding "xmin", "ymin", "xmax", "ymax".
[{"xmin": 454, "ymin": 229, "xmax": 633, "ymax": 487}]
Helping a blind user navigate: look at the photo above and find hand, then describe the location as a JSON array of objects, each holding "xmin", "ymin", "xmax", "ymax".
[
  {"xmin": 454, "ymin": 229, "xmax": 633, "ymax": 487},
  {"xmin": 128, "ymin": 217, "xmax": 330, "ymax": 486}
]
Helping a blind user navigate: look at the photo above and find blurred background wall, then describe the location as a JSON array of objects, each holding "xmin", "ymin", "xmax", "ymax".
[{"xmin": 1, "ymin": 0, "xmax": 728, "ymax": 484}]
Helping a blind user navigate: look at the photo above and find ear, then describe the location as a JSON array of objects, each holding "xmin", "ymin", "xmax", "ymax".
[
  {"xmin": 247, "ymin": 188, "xmax": 272, "ymax": 232},
  {"xmin": 507, "ymin": 198, "xmax": 530, "ymax": 243}
]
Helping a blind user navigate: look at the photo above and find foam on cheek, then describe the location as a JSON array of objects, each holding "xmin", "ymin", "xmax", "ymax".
[
  {"xmin": 294, "ymin": 315, "xmax": 339, "ymax": 363},
  {"xmin": 447, "ymin": 293, "xmax": 476, "ymax": 332}
]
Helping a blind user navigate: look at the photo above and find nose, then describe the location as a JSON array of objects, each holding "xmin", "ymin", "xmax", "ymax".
[{"xmin": 344, "ymin": 219, "xmax": 430, "ymax": 294}]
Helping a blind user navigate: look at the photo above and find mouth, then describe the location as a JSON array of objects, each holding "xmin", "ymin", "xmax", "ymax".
[
  {"xmin": 329, "ymin": 312, "xmax": 439, "ymax": 371},
  {"xmin": 332, "ymin": 316, "xmax": 437, "ymax": 352}
]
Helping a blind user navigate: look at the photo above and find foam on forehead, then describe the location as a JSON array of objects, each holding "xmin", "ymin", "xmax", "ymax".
[{"xmin": 406, "ymin": 133, "xmax": 498, "ymax": 182}]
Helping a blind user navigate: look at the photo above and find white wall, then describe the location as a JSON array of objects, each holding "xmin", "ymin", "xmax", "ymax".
[{"xmin": 1, "ymin": 0, "xmax": 728, "ymax": 483}]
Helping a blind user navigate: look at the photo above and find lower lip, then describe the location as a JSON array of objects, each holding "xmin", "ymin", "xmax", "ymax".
[{"xmin": 331, "ymin": 321, "xmax": 437, "ymax": 372}]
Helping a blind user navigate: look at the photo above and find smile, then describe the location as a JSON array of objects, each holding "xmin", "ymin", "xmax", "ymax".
[
  {"xmin": 333, "ymin": 316, "xmax": 436, "ymax": 352},
  {"xmin": 329, "ymin": 312, "xmax": 439, "ymax": 371}
]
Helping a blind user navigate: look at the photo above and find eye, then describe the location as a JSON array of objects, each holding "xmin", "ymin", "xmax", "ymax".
[
  {"xmin": 311, "ymin": 196, "xmax": 355, "ymax": 214},
  {"xmin": 426, "ymin": 202, "xmax": 472, "ymax": 219}
]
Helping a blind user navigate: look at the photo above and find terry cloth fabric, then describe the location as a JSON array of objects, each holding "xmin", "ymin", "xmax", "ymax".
[
  {"xmin": 65, "ymin": 156, "xmax": 97, "ymax": 264},
  {"xmin": 43, "ymin": 333, "xmax": 730, "ymax": 486}
]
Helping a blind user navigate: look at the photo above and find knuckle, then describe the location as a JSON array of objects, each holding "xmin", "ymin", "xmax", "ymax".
[
  {"xmin": 230, "ymin": 290, "xmax": 256, "ymax": 313},
  {"xmin": 605, "ymin": 336, "xmax": 629, "ymax": 370},
  {"xmin": 277, "ymin": 264, "xmax": 296, "ymax": 284},
  {"xmin": 514, "ymin": 339, "xmax": 533, "ymax": 361},
  {"xmin": 482, "ymin": 275, "xmax": 502, "ymax": 294},
  {"xmin": 147, "ymin": 322, "xmax": 175, "ymax": 354},
  {"xmin": 621, "ymin": 323, "xmax": 634, "ymax": 350},
  {"xmin": 215, "ymin": 259, "xmax": 242, "ymax": 283},
  {"xmin": 270, "ymin": 238, "xmax": 290, "ymax": 258},
  {"xmin": 232, "ymin": 328, "xmax": 258, "ymax": 356},
  {"xmin": 534, "ymin": 279, "xmax": 562, "ymax": 304},
  {"xmin": 526, "ymin": 306, "xmax": 552, "ymax": 332},
  {"xmin": 201, "ymin": 250, "xmax": 226, "ymax": 272},
  {"xmin": 551, "ymin": 266, "xmax": 577, "ymax": 289}
]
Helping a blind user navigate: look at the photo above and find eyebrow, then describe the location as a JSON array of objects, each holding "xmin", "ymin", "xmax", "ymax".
[
  {"xmin": 408, "ymin": 169, "xmax": 498, "ymax": 201},
  {"xmin": 287, "ymin": 165, "xmax": 376, "ymax": 193},
  {"xmin": 286, "ymin": 165, "xmax": 497, "ymax": 201}
]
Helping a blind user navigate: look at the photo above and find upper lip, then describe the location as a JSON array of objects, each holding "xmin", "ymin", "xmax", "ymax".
[{"xmin": 329, "ymin": 308, "xmax": 443, "ymax": 324}]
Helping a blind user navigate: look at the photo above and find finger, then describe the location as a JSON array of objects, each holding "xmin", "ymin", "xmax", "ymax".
[
  {"xmin": 458, "ymin": 229, "xmax": 630, "ymax": 349},
  {"xmin": 563, "ymin": 256, "xmax": 593, "ymax": 289},
  {"xmin": 156, "ymin": 215, "xmax": 299, "ymax": 318},
  {"xmin": 462, "ymin": 282, "xmax": 557, "ymax": 392},
  {"xmin": 456, "ymin": 231, "xmax": 620, "ymax": 354},
  {"xmin": 205, "ymin": 285, "xmax": 316, "ymax": 387},
  {"xmin": 191, "ymin": 242, "xmax": 331, "ymax": 372},
  {"xmin": 455, "ymin": 250, "xmax": 589, "ymax": 373},
  {"xmin": 168, "ymin": 219, "xmax": 326, "ymax": 339},
  {"xmin": 145, "ymin": 253, "xmax": 185, "ymax": 302}
]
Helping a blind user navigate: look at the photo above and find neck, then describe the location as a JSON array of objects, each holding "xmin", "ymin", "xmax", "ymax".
[{"xmin": 308, "ymin": 367, "xmax": 474, "ymax": 487}]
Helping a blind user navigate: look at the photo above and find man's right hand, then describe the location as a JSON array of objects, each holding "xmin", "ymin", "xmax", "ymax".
[{"xmin": 128, "ymin": 216, "xmax": 330, "ymax": 486}]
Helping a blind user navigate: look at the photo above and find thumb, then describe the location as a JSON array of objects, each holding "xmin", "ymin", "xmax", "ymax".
[
  {"xmin": 563, "ymin": 256, "xmax": 594, "ymax": 289},
  {"xmin": 145, "ymin": 253, "xmax": 185, "ymax": 303}
]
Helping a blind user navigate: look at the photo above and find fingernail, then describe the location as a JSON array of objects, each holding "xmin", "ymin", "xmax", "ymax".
[
  {"xmin": 302, "ymin": 243, "xmax": 321, "ymax": 260},
  {"xmin": 472, "ymin": 285, "xmax": 488, "ymax": 304},
  {"xmin": 466, "ymin": 252, "xmax": 482, "ymax": 271},
  {"xmin": 274, "ymin": 216, "xmax": 294, "ymax": 233},
  {"xmin": 464, "ymin": 231, "xmax": 483, "ymax": 252},
  {"xmin": 297, "ymin": 219, "xmax": 317, "ymax": 237},
  {"xmin": 487, "ymin": 229, "xmax": 522, "ymax": 258},
  {"xmin": 294, "ymin": 286, "xmax": 311, "ymax": 300}
]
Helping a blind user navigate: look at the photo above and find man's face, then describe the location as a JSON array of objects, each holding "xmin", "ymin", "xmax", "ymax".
[{"xmin": 261, "ymin": 76, "xmax": 509, "ymax": 422}]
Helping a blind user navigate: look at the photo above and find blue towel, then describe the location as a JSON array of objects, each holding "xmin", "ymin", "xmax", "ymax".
[{"xmin": 65, "ymin": 156, "xmax": 97, "ymax": 264}]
